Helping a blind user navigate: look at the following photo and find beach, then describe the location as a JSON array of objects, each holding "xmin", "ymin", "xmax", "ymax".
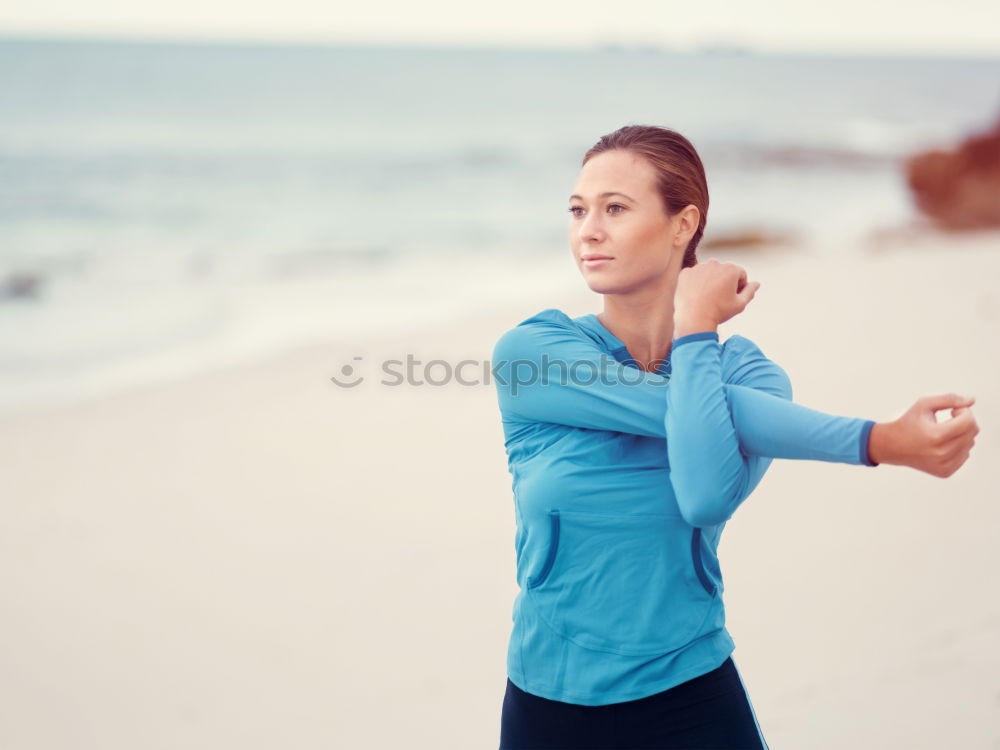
[{"xmin": 0, "ymin": 227, "xmax": 997, "ymax": 748}]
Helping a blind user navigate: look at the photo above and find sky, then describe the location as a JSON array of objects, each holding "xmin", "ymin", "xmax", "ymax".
[{"xmin": 1, "ymin": 0, "xmax": 999, "ymax": 58}]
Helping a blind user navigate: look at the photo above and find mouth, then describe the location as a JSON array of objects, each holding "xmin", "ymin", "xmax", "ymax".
[{"xmin": 581, "ymin": 254, "xmax": 613, "ymax": 268}]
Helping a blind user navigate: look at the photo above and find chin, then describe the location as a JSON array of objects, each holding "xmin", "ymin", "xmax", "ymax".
[{"xmin": 579, "ymin": 272, "xmax": 626, "ymax": 295}]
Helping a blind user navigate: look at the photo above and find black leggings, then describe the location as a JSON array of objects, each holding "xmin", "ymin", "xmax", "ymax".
[{"xmin": 499, "ymin": 657, "xmax": 769, "ymax": 750}]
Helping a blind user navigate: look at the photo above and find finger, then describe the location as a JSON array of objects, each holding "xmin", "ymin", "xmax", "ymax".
[
  {"xmin": 941, "ymin": 416, "xmax": 979, "ymax": 446},
  {"xmin": 920, "ymin": 393, "xmax": 976, "ymax": 416},
  {"xmin": 923, "ymin": 393, "xmax": 975, "ymax": 411},
  {"xmin": 948, "ymin": 448, "xmax": 973, "ymax": 476},
  {"xmin": 948, "ymin": 405, "xmax": 970, "ymax": 422},
  {"xmin": 737, "ymin": 280, "xmax": 760, "ymax": 304},
  {"xmin": 736, "ymin": 267, "xmax": 747, "ymax": 293},
  {"xmin": 948, "ymin": 408, "xmax": 981, "ymax": 436},
  {"xmin": 941, "ymin": 407, "xmax": 976, "ymax": 432},
  {"xmin": 937, "ymin": 409, "xmax": 978, "ymax": 441},
  {"xmin": 939, "ymin": 430, "xmax": 975, "ymax": 457}
]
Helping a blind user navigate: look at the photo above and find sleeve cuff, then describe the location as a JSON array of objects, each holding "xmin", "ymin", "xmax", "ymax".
[
  {"xmin": 859, "ymin": 419, "xmax": 879, "ymax": 466},
  {"xmin": 671, "ymin": 331, "xmax": 720, "ymax": 350}
]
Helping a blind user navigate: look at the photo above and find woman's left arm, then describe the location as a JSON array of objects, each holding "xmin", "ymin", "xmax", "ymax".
[
  {"xmin": 666, "ymin": 331, "xmax": 877, "ymax": 527},
  {"xmin": 666, "ymin": 260, "xmax": 879, "ymax": 527}
]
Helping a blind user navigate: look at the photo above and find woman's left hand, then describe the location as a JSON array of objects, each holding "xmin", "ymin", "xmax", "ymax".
[{"xmin": 674, "ymin": 258, "xmax": 760, "ymax": 338}]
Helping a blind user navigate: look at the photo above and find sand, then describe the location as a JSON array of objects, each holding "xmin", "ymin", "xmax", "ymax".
[{"xmin": 0, "ymin": 228, "xmax": 998, "ymax": 749}]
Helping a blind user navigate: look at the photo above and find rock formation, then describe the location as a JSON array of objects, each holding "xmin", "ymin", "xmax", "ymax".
[{"xmin": 905, "ymin": 116, "xmax": 1000, "ymax": 230}]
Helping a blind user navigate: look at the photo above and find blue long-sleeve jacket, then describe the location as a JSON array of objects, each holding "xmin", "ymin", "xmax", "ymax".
[{"xmin": 491, "ymin": 308, "xmax": 877, "ymax": 705}]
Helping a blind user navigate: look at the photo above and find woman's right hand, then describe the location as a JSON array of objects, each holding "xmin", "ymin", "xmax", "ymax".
[{"xmin": 868, "ymin": 394, "xmax": 980, "ymax": 477}]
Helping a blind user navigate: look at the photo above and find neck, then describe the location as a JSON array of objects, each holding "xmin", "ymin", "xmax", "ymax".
[{"xmin": 598, "ymin": 278, "xmax": 677, "ymax": 373}]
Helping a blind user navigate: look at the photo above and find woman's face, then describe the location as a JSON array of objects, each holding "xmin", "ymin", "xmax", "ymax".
[{"xmin": 568, "ymin": 149, "xmax": 686, "ymax": 296}]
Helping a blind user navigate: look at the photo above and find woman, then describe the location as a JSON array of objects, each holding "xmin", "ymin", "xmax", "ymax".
[{"xmin": 491, "ymin": 125, "xmax": 979, "ymax": 750}]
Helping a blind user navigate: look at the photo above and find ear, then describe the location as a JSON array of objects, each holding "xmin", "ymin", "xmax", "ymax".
[{"xmin": 673, "ymin": 204, "xmax": 700, "ymax": 248}]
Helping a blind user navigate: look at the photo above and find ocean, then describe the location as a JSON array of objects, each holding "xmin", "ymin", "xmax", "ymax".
[{"xmin": 1, "ymin": 37, "xmax": 998, "ymax": 412}]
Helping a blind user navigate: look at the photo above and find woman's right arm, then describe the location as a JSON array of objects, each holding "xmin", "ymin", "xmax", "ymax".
[
  {"xmin": 491, "ymin": 318, "xmax": 978, "ymax": 477},
  {"xmin": 491, "ymin": 317, "xmax": 874, "ymax": 459}
]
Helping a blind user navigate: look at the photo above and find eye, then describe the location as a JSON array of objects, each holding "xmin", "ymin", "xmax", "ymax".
[{"xmin": 568, "ymin": 204, "xmax": 625, "ymax": 218}]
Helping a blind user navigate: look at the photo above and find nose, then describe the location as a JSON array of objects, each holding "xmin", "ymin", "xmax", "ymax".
[{"xmin": 577, "ymin": 209, "xmax": 605, "ymax": 244}]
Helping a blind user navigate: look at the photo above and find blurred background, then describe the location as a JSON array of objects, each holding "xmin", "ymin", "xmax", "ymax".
[
  {"xmin": 1, "ymin": 2, "xmax": 998, "ymax": 749},
  {"xmin": 3, "ymin": 5, "xmax": 1000, "ymax": 411}
]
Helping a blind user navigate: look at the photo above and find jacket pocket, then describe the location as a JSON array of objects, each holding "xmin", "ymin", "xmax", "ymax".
[
  {"xmin": 525, "ymin": 508, "xmax": 717, "ymax": 656},
  {"xmin": 691, "ymin": 528, "xmax": 717, "ymax": 596},
  {"xmin": 527, "ymin": 510, "xmax": 560, "ymax": 589}
]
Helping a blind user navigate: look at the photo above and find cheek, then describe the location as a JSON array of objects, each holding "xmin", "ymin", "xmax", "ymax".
[
  {"xmin": 624, "ymin": 226, "xmax": 670, "ymax": 269},
  {"xmin": 637, "ymin": 223, "xmax": 674, "ymax": 261}
]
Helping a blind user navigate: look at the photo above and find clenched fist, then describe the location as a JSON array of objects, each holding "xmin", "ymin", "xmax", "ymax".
[
  {"xmin": 869, "ymin": 394, "xmax": 979, "ymax": 477},
  {"xmin": 674, "ymin": 258, "xmax": 761, "ymax": 339}
]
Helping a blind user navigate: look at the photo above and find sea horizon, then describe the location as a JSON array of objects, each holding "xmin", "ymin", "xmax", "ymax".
[{"xmin": 2, "ymin": 36, "xmax": 998, "ymax": 413}]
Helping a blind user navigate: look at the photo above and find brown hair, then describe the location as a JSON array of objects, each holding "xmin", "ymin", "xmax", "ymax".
[{"xmin": 583, "ymin": 125, "xmax": 708, "ymax": 269}]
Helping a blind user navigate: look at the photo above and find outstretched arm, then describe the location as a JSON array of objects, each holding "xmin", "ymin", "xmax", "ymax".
[
  {"xmin": 492, "ymin": 316, "xmax": 876, "ymax": 463},
  {"xmin": 665, "ymin": 331, "xmax": 874, "ymax": 527}
]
